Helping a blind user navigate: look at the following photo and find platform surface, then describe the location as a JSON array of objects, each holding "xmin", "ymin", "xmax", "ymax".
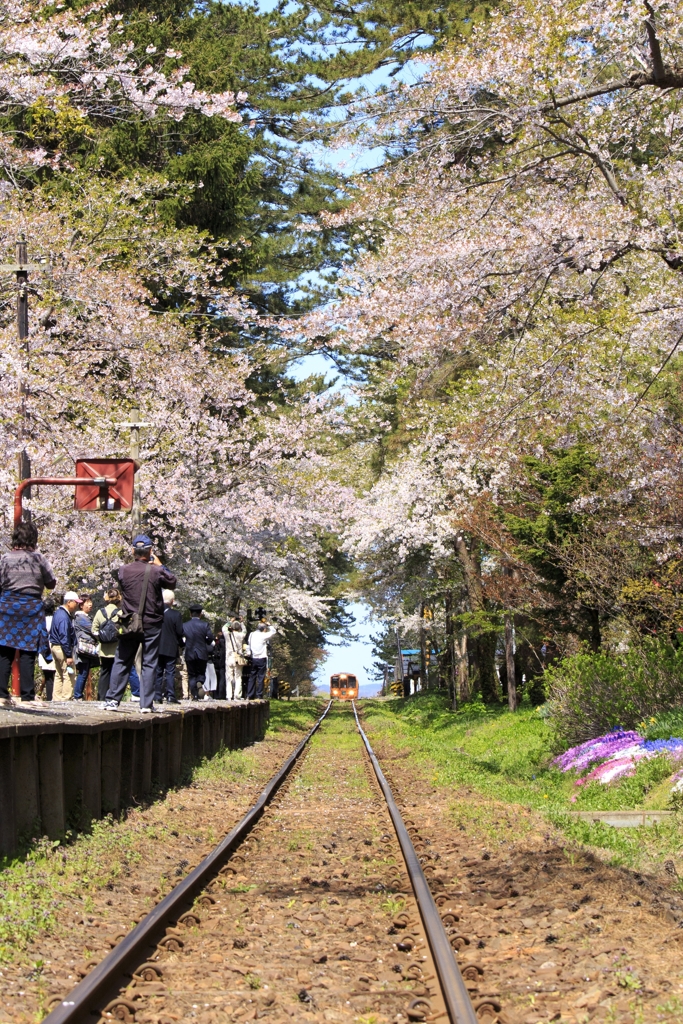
[{"xmin": 0, "ymin": 698, "xmax": 260, "ymax": 738}]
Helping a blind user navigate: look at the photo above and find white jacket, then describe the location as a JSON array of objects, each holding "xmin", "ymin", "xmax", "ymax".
[{"xmin": 248, "ymin": 626, "xmax": 276, "ymax": 660}]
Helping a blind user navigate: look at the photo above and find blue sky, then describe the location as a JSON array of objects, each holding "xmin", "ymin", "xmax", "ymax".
[
  {"xmin": 312, "ymin": 600, "xmax": 381, "ymax": 695},
  {"xmin": 287, "ymin": 356, "xmax": 380, "ymax": 694}
]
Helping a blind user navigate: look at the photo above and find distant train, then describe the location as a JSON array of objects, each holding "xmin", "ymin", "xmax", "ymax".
[{"xmin": 330, "ymin": 673, "xmax": 359, "ymax": 700}]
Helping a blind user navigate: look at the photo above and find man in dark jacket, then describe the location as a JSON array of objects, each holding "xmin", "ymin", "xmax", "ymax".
[
  {"xmin": 104, "ymin": 535, "xmax": 177, "ymax": 713},
  {"xmin": 48, "ymin": 591, "xmax": 80, "ymax": 701},
  {"xmin": 155, "ymin": 589, "xmax": 184, "ymax": 704},
  {"xmin": 183, "ymin": 603, "xmax": 215, "ymax": 700}
]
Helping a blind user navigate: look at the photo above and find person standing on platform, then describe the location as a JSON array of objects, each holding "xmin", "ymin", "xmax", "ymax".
[
  {"xmin": 183, "ymin": 603, "xmax": 215, "ymax": 700},
  {"xmin": 156, "ymin": 590, "xmax": 184, "ymax": 704},
  {"xmin": 104, "ymin": 535, "xmax": 176, "ymax": 713},
  {"xmin": 73, "ymin": 594, "xmax": 99, "ymax": 700},
  {"xmin": 92, "ymin": 588, "xmax": 122, "ymax": 701},
  {"xmin": 0, "ymin": 521, "xmax": 56, "ymax": 705},
  {"xmin": 246, "ymin": 620, "xmax": 276, "ymax": 700},
  {"xmin": 223, "ymin": 616, "xmax": 246, "ymax": 700},
  {"xmin": 49, "ymin": 591, "xmax": 81, "ymax": 701},
  {"xmin": 38, "ymin": 596, "xmax": 56, "ymax": 700},
  {"xmin": 213, "ymin": 628, "xmax": 226, "ymax": 699}
]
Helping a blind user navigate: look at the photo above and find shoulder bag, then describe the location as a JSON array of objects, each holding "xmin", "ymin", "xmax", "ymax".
[{"xmin": 229, "ymin": 628, "xmax": 248, "ymax": 666}]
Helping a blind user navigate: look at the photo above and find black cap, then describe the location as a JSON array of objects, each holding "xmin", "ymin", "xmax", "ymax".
[{"xmin": 189, "ymin": 602, "xmax": 202, "ymax": 613}]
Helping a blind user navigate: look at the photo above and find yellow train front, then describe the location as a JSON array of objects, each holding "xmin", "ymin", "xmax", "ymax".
[{"xmin": 330, "ymin": 673, "xmax": 359, "ymax": 700}]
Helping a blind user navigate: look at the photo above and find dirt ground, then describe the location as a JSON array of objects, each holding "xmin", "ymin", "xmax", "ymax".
[{"xmin": 5, "ymin": 701, "xmax": 683, "ymax": 1024}]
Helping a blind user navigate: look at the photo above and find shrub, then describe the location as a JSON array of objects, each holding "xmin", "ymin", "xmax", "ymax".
[{"xmin": 546, "ymin": 641, "xmax": 683, "ymax": 746}]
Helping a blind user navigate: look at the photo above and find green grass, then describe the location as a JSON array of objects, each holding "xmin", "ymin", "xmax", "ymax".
[
  {"xmin": 362, "ymin": 692, "xmax": 683, "ymax": 813},
  {"xmin": 266, "ymin": 697, "xmax": 325, "ymax": 736},
  {"xmin": 297, "ymin": 703, "xmax": 370, "ymax": 797},
  {"xmin": 360, "ymin": 692, "xmax": 683, "ymax": 871}
]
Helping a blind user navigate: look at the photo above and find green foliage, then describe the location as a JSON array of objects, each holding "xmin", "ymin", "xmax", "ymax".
[
  {"xmin": 644, "ymin": 710, "xmax": 683, "ymax": 741},
  {"xmin": 502, "ymin": 442, "xmax": 600, "ymax": 591},
  {"xmin": 545, "ymin": 642, "xmax": 683, "ymax": 746}
]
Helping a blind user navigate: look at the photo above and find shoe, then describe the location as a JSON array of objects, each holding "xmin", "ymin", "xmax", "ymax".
[
  {"xmin": 166, "ymin": 698, "xmax": 180, "ymax": 704},
  {"xmin": 0, "ymin": 696, "xmax": 13, "ymax": 707},
  {"xmin": 104, "ymin": 700, "xmax": 119, "ymax": 711},
  {"xmin": 203, "ymin": 694, "xmax": 211, "ymax": 701},
  {"xmin": 130, "ymin": 695, "xmax": 140, "ymax": 702},
  {"xmin": 140, "ymin": 706, "xmax": 155, "ymax": 714}
]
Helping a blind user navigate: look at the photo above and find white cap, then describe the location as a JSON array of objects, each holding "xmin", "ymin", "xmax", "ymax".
[
  {"xmin": 162, "ymin": 589, "xmax": 175, "ymax": 605},
  {"xmin": 63, "ymin": 591, "xmax": 82, "ymax": 604}
]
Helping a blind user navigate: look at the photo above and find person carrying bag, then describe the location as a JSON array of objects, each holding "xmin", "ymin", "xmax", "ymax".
[
  {"xmin": 92, "ymin": 588, "xmax": 123, "ymax": 700},
  {"xmin": 103, "ymin": 535, "xmax": 177, "ymax": 713}
]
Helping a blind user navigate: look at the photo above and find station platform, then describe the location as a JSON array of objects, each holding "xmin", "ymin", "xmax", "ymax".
[{"xmin": 0, "ymin": 699, "xmax": 269, "ymax": 856}]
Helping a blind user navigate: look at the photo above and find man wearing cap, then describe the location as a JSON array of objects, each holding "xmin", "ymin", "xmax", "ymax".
[
  {"xmin": 49, "ymin": 592, "xmax": 81, "ymax": 701},
  {"xmin": 183, "ymin": 603, "xmax": 215, "ymax": 700},
  {"xmin": 104, "ymin": 535, "xmax": 177, "ymax": 713}
]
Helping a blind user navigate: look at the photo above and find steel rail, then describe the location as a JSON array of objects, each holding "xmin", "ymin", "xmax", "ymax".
[
  {"xmin": 45, "ymin": 701, "xmax": 332, "ymax": 1024},
  {"xmin": 352, "ymin": 701, "xmax": 479, "ymax": 1024}
]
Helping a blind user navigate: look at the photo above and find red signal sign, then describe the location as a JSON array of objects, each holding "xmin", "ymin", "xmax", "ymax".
[{"xmin": 74, "ymin": 458, "xmax": 136, "ymax": 511}]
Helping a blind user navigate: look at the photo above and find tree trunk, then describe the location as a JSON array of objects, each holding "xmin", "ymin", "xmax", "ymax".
[
  {"xmin": 454, "ymin": 533, "xmax": 484, "ymax": 612},
  {"xmin": 455, "ymin": 533, "xmax": 499, "ymax": 702},
  {"xmin": 456, "ymin": 632, "xmax": 469, "ymax": 703},
  {"xmin": 505, "ymin": 614, "xmax": 517, "ymax": 711},
  {"xmin": 588, "ymin": 608, "xmax": 601, "ymax": 652},
  {"xmin": 445, "ymin": 592, "xmax": 457, "ymax": 708},
  {"xmin": 419, "ymin": 602, "xmax": 428, "ymax": 690}
]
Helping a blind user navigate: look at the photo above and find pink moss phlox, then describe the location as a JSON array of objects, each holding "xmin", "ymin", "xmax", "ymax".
[{"xmin": 553, "ymin": 730, "xmax": 642, "ymax": 773}]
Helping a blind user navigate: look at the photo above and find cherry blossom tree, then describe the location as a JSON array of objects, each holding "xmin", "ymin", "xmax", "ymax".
[
  {"xmin": 308, "ymin": 0, "xmax": 683, "ymax": 696},
  {"xmin": 0, "ymin": 179, "xmax": 345, "ymax": 622}
]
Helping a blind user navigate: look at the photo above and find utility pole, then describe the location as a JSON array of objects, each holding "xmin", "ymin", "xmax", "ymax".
[
  {"xmin": 0, "ymin": 235, "xmax": 39, "ymax": 507},
  {"xmin": 115, "ymin": 409, "xmax": 149, "ymax": 538}
]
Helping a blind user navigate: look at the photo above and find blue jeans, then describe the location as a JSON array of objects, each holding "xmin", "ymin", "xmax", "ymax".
[
  {"xmin": 155, "ymin": 654, "xmax": 177, "ymax": 701},
  {"xmin": 74, "ymin": 657, "xmax": 96, "ymax": 700},
  {"xmin": 129, "ymin": 663, "xmax": 140, "ymax": 697},
  {"xmin": 106, "ymin": 629, "xmax": 160, "ymax": 709}
]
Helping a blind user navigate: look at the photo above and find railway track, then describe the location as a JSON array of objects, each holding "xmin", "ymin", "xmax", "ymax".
[{"xmin": 43, "ymin": 702, "xmax": 483, "ymax": 1024}]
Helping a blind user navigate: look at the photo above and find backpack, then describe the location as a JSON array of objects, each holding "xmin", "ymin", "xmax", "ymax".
[{"xmin": 98, "ymin": 606, "xmax": 121, "ymax": 644}]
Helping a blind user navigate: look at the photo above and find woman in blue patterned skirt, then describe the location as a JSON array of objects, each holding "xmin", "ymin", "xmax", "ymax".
[{"xmin": 0, "ymin": 521, "xmax": 56, "ymax": 705}]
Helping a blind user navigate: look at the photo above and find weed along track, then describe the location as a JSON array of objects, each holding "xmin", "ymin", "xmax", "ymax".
[{"xmin": 41, "ymin": 703, "xmax": 478, "ymax": 1024}]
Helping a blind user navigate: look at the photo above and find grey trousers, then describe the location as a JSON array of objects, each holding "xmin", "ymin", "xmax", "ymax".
[{"xmin": 106, "ymin": 628, "xmax": 161, "ymax": 709}]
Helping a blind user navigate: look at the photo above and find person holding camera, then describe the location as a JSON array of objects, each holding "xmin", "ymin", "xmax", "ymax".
[
  {"xmin": 222, "ymin": 616, "xmax": 247, "ymax": 700},
  {"xmin": 246, "ymin": 619, "xmax": 276, "ymax": 700},
  {"xmin": 104, "ymin": 535, "xmax": 176, "ymax": 713}
]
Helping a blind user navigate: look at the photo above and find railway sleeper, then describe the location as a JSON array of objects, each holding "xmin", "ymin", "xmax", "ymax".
[{"xmin": 42, "ymin": 703, "xmax": 477, "ymax": 1024}]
